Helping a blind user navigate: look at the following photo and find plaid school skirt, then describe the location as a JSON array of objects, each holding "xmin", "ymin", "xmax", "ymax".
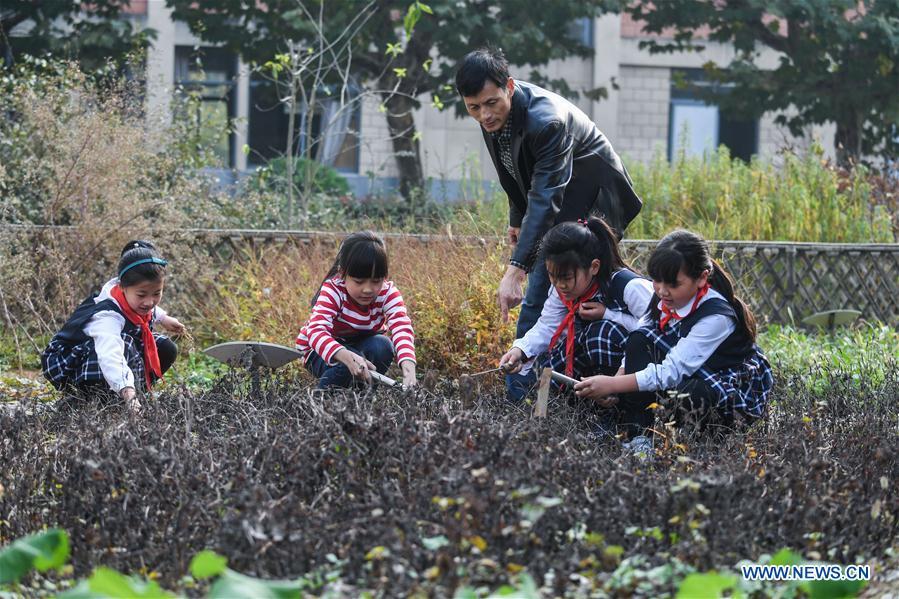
[
  {"xmin": 542, "ymin": 319, "xmax": 630, "ymax": 385},
  {"xmin": 41, "ymin": 332, "xmax": 164, "ymax": 393},
  {"xmin": 631, "ymin": 327, "xmax": 774, "ymax": 419}
]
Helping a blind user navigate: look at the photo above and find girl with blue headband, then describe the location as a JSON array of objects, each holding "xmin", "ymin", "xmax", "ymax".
[{"xmin": 41, "ymin": 240, "xmax": 184, "ymax": 411}]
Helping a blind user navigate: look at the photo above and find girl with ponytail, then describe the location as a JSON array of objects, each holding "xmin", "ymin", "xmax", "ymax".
[
  {"xmin": 499, "ymin": 216, "xmax": 653, "ymax": 410},
  {"xmin": 295, "ymin": 231, "xmax": 417, "ymax": 389},
  {"xmin": 573, "ymin": 230, "xmax": 774, "ymax": 453}
]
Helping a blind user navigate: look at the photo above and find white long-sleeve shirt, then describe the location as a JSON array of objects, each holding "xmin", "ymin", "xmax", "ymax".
[
  {"xmin": 83, "ymin": 279, "xmax": 167, "ymax": 393},
  {"xmin": 513, "ymin": 273, "xmax": 653, "ymax": 371},
  {"xmin": 633, "ymin": 288, "xmax": 736, "ymax": 392}
]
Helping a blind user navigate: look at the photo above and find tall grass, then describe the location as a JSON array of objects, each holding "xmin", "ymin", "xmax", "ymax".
[
  {"xmin": 624, "ymin": 145, "xmax": 895, "ymax": 242},
  {"xmin": 446, "ymin": 145, "xmax": 896, "ymax": 243}
]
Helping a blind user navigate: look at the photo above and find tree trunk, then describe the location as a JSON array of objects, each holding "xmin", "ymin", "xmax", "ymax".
[
  {"xmin": 381, "ymin": 90, "xmax": 424, "ymax": 201},
  {"xmin": 834, "ymin": 115, "xmax": 862, "ymax": 168}
]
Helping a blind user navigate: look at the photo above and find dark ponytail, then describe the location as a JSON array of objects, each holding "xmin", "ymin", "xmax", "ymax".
[
  {"xmin": 117, "ymin": 240, "xmax": 167, "ymax": 287},
  {"xmin": 540, "ymin": 216, "xmax": 629, "ymax": 284},
  {"xmin": 311, "ymin": 231, "xmax": 389, "ymax": 305},
  {"xmin": 647, "ymin": 230, "xmax": 757, "ymax": 340}
]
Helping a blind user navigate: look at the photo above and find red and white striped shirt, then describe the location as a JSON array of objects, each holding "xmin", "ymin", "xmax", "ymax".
[{"xmin": 295, "ymin": 277, "xmax": 416, "ymax": 365}]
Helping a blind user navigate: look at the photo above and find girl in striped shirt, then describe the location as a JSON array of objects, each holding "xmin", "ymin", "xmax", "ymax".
[{"xmin": 296, "ymin": 231, "xmax": 416, "ymax": 389}]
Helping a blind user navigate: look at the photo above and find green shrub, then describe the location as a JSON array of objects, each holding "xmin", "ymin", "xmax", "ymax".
[
  {"xmin": 442, "ymin": 145, "xmax": 897, "ymax": 243},
  {"xmin": 246, "ymin": 156, "xmax": 350, "ymax": 197},
  {"xmin": 624, "ymin": 144, "xmax": 895, "ymax": 242}
]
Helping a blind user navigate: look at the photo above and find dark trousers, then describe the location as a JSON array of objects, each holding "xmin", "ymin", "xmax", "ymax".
[
  {"xmin": 618, "ymin": 332, "xmax": 735, "ymax": 439},
  {"xmin": 156, "ymin": 336, "xmax": 178, "ymax": 375},
  {"xmin": 305, "ymin": 334, "xmax": 395, "ymax": 389}
]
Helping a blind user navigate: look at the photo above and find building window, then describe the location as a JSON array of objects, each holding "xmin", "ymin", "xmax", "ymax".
[
  {"xmin": 567, "ymin": 17, "xmax": 594, "ymax": 47},
  {"xmin": 247, "ymin": 77, "xmax": 361, "ymax": 173},
  {"xmin": 174, "ymin": 46, "xmax": 236, "ymax": 168},
  {"xmin": 668, "ymin": 69, "xmax": 758, "ymax": 162}
]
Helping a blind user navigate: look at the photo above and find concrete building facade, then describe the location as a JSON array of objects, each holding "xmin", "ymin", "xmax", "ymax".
[{"xmin": 135, "ymin": 4, "xmax": 836, "ymax": 198}]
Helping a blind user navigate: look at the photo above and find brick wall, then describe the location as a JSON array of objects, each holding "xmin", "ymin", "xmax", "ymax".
[{"xmin": 615, "ymin": 65, "xmax": 671, "ymax": 164}]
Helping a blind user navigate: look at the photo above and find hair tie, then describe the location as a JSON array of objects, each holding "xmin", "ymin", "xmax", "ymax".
[
  {"xmin": 119, "ymin": 257, "xmax": 168, "ymax": 279},
  {"xmin": 577, "ymin": 218, "xmax": 588, "ymax": 226}
]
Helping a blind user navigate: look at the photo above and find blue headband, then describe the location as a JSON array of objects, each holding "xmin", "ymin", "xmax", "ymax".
[{"xmin": 119, "ymin": 257, "xmax": 168, "ymax": 279}]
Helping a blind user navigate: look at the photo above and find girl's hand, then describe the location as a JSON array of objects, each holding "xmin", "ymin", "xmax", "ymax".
[
  {"xmin": 401, "ymin": 360, "xmax": 417, "ymax": 388},
  {"xmin": 165, "ymin": 317, "xmax": 186, "ymax": 335},
  {"xmin": 336, "ymin": 349, "xmax": 374, "ymax": 382},
  {"xmin": 499, "ymin": 347, "xmax": 526, "ymax": 374},
  {"xmin": 596, "ymin": 395, "xmax": 619, "ymax": 409},
  {"xmin": 578, "ymin": 302, "xmax": 606, "ymax": 321},
  {"xmin": 573, "ymin": 375, "xmax": 614, "ymax": 400},
  {"xmin": 120, "ymin": 387, "xmax": 141, "ymax": 412}
]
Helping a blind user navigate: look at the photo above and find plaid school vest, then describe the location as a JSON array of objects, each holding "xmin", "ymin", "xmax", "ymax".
[
  {"xmin": 53, "ymin": 294, "xmax": 143, "ymax": 346},
  {"xmin": 657, "ymin": 297, "xmax": 754, "ymax": 370},
  {"xmin": 596, "ymin": 268, "xmax": 643, "ymax": 314}
]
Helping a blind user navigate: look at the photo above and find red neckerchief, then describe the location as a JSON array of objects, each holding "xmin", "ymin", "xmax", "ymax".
[
  {"xmin": 659, "ymin": 283, "xmax": 710, "ymax": 330},
  {"xmin": 110, "ymin": 285, "xmax": 161, "ymax": 389},
  {"xmin": 549, "ymin": 280, "xmax": 601, "ymax": 377}
]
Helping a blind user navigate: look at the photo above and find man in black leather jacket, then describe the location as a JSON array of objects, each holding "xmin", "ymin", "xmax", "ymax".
[{"xmin": 455, "ymin": 48, "xmax": 642, "ymax": 400}]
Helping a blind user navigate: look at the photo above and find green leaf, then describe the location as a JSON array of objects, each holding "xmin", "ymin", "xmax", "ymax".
[
  {"xmin": 535, "ymin": 496, "xmax": 563, "ymax": 508},
  {"xmin": 403, "ymin": 3, "xmax": 421, "ymax": 37},
  {"xmin": 770, "ymin": 548, "xmax": 804, "ymax": 566},
  {"xmin": 190, "ymin": 550, "xmax": 228, "ymax": 580},
  {"xmin": 385, "ymin": 42, "xmax": 403, "ymax": 58},
  {"xmin": 676, "ymin": 572, "xmax": 739, "ymax": 599},
  {"xmin": 56, "ymin": 580, "xmax": 103, "ymax": 599},
  {"xmin": 422, "ymin": 535, "xmax": 449, "ymax": 550},
  {"xmin": 58, "ymin": 568, "xmax": 176, "ymax": 599},
  {"xmin": 805, "ymin": 578, "xmax": 866, "ymax": 599},
  {"xmin": 0, "ymin": 529, "xmax": 70, "ymax": 584},
  {"xmin": 208, "ymin": 570, "xmax": 302, "ymax": 599},
  {"xmin": 488, "ymin": 573, "xmax": 539, "ymax": 599}
]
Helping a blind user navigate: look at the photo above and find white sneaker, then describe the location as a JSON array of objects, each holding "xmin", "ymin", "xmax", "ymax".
[{"xmin": 622, "ymin": 435, "xmax": 654, "ymax": 458}]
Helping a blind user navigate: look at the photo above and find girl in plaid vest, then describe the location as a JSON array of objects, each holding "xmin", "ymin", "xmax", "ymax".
[
  {"xmin": 573, "ymin": 230, "xmax": 774, "ymax": 453},
  {"xmin": 499, "ymin": 217, "xmax": 653, "ymax": 409},
  {"xmin": 296, "ymin": 231, "xmax": 416, "ymax": 389},
  {"xmin": 41, "ymin": 241, "xmax": 184, "ymax": 411}
]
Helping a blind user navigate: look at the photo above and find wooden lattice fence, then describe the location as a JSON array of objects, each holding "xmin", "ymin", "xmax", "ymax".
[
  {"xmin": 190, "ymin": 229, "xmax": 899, "ymax": 327},
  {"xmin": 3, "ymin": 226, "xmax": 898, "ymax": 327},
  {"xmin": 620, "ymin": 240, "xmax": 899, "ymax": 326}
]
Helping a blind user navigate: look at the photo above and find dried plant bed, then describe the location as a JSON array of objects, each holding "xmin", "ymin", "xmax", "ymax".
[{"xmin": 0, "ymin": 365, "xmax": 897, "ymax": 596}]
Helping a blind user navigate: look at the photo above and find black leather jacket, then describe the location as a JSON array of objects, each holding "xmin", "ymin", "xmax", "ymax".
[{"xmin": 482, "ymin": 81, "xmax": 643, "ymax": 269}]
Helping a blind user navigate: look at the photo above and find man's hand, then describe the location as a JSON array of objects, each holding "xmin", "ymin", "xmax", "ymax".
[
  {"xmin": 335, "ymin": 348, "xmax": 375, "ymax": 383},
  {"xmin": 578, "ymin": 302, "xmax": 607, "ymax": 321},
  {"xmin": 498, "ymin": 265, "xmax": 527, "ymax": 323},
  {"xmin": 498, "ymin": 347, "xmax": 526, "ymax": 374},
  {"xmin": 507, "ymin": 226, "xmax": 521, "ymax": 246}
]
